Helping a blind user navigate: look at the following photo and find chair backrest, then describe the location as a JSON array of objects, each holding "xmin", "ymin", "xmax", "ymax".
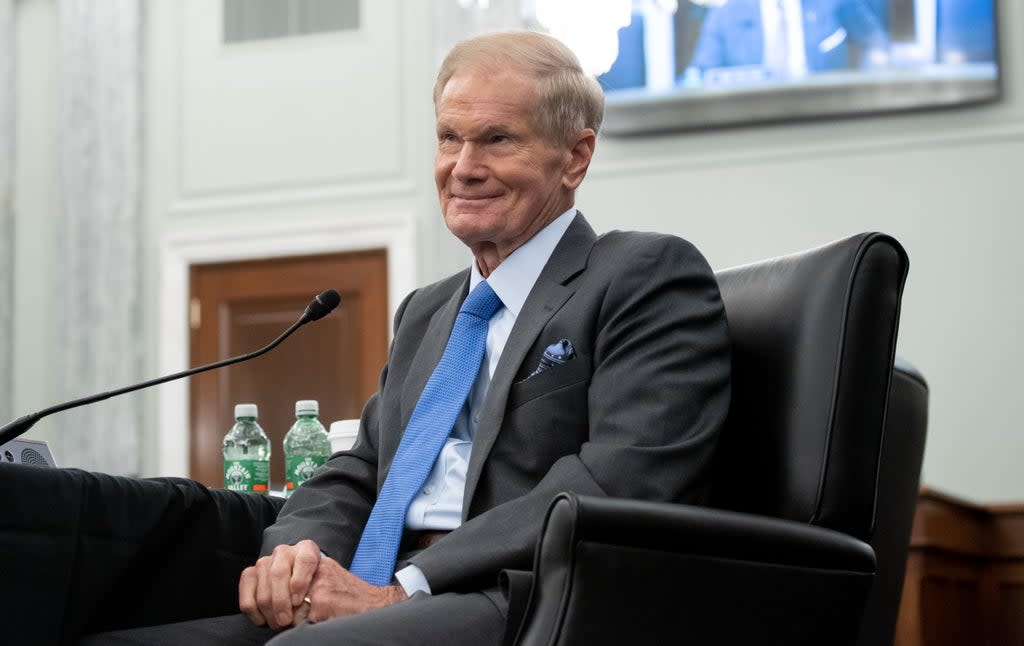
[
  {"xmin": 858, "ymin": 358, "xmax": 929, "ymax": 646},
  {"xmin": 709, "ymin": 232, "xmax": 909, "ymax": 542}
]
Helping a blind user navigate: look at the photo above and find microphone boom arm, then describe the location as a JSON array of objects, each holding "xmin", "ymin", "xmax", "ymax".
[{"xmin": 0, "ymin": 289, "xmax": 339, "ymax": 447}]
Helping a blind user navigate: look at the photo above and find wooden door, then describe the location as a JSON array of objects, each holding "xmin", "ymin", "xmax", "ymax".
[{"xmin": 189, "ymin": 250, "xmax": 388, "ymax": 491}]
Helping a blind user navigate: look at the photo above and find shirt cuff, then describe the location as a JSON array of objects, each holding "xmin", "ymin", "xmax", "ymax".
[{"xmin": 394, "ymin": 564, "xmax": 432, "ymax": 596}]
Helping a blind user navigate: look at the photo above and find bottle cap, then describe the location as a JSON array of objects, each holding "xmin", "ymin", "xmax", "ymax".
[
  {"xmin": 235, "ymin": 403, "xmax": 258, "ymax": 419},
  {"xmin": 295, "ymin": 400, "xmax": 319, "ymax": 416}
]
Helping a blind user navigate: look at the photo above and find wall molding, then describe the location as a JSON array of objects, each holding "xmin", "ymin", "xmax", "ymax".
[
  {"xmin": 171, "ymin": 0, "xmax": 415, "ymax": 214},
  {"xmin": 168, "ymin": 176, "xmax": 418, "ymax": 217},
  {"xmin": 156, "ymin": 213, "xmax": 416, "ymax": 477},
  {"xmin": 590, "ymin": 120, "xmax": 1024, "ymax": 179}
]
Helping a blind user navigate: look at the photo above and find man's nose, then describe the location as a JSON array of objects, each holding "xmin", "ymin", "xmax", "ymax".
[{"xmin": 452, "ymin": 144, "xmax": 487, "ymax": 181}]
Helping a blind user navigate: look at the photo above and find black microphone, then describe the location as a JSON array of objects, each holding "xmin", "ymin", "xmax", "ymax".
[
  {"xmin": 303, "ymin": 288, "xmax": 341, "ymax": 322},
  {"xmin": 0, "ymin": 289, "xmax": 341, "ymax": 447}
]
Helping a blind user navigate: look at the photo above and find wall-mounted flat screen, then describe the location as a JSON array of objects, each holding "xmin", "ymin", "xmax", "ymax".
[{"xmin": 595, "ymin": 0, "xmax": 1000, "ymax": 135}]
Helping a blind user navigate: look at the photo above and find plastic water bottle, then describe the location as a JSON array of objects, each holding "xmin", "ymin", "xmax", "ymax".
[
  {"xmin": 283, "ymin": 399, "xmax": 331, "ymax": 497},
  {"xmin": 222, "ymin": 403, "xmax": 271, "ymax": 494}
]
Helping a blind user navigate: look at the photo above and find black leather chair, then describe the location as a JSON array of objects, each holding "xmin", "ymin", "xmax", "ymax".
[
  {"xmin": 858, "ymin": 358, "xmax": 929, "ymax": 646},
  {"xmin": 511, "ymin": 232, "xmax": 926, "ymax": 646}
]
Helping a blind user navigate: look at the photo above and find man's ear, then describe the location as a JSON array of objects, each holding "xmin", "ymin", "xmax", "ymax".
[{"xmin": 562, "ymin": 129, "xmax": 596, "ymax": 191}]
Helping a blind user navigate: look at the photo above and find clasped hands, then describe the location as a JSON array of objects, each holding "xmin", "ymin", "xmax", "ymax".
[{"xmin": 239, "ymin": 539, "xmax": 408, "ymax": 631}]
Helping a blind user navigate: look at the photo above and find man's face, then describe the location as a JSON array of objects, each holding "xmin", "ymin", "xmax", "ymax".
[{"xmin": 434, "ymin": 66, "xmax": 574, "ymax": 257}]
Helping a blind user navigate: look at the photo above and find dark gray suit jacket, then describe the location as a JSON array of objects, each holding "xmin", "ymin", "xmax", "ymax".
[{"xmin": 262, "ymin": 213, "xmax": 731, "ymax": 596}]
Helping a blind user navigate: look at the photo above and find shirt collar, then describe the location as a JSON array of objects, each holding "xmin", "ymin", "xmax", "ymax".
[{"xmin": 469, "ymin": 207, "xmax": 576, "ymax": 318}]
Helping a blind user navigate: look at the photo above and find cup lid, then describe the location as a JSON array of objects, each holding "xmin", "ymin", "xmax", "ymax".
[{"xmin": 328, "ymin": 419, "xmax": 359, "ymax": 436}]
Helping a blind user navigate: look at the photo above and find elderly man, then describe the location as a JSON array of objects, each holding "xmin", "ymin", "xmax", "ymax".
[{"xmin": 85, "ymin": 29, "xmax": 730, "ymax": 645}]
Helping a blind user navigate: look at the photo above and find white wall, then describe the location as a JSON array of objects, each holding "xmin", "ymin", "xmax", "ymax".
[
  {"xmin": 11, "ymin": 0, "xmax": 61, "ymax": 450},
  {"xmin": 10, "ymin": 0, "xmax": 1023, "ymax": 502}
]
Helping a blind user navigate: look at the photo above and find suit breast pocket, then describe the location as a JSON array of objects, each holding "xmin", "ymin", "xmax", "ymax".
[
  {"xmin": 507, "ymin": 356, "xmax": 592, "ymax": 410},
  {"xmin": 493, "ymin": 357, "xmax": 592, "ymax": 479}
]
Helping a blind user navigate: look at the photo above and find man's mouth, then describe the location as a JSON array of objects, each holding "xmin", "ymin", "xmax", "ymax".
[{"xmin": 452, "ymin": 193, "xmax": 501, "ymax": 201}]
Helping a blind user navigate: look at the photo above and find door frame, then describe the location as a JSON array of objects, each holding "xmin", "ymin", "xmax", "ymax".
[{"xmin": 157, "ymin": 214, "xmax": 416, "ymax": 477}]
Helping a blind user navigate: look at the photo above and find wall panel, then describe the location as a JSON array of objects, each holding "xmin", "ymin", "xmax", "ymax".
[{"xmin": 179, "ymin": 0, "xmax": 408, "ymax": 205}]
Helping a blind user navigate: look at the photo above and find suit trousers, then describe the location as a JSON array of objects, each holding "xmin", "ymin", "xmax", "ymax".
[
  {"xmin": 0, "ymin": 464, "xmax": 512, "ymax": 645},
  {"xmin": 80, "ymin": 590, "xmax": 507, "ymax": 646},
  {"xmin": 0, "ymin": 464, "xmax": 281, "ymax": 645}
]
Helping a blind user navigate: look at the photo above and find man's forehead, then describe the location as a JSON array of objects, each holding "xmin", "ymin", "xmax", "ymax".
[
  {"xmin": 440, "ymin": 64, "xmax": 537, "ymax": 100},
  {"xmin": 435, "ymin": 112, "xmax": 522, "ymax": 135},
  {"xmin": 437, "ymin": 74, "xmax": 539, "ymax": 122},
  {"xmin": 435, "ymin": 97, "xmax": 539, "ymax": 133}
]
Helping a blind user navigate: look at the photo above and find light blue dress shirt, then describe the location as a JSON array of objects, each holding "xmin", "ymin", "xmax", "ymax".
[{"xmin": 393, "ymin": 208, "xmax": 576, "ymax": 596}]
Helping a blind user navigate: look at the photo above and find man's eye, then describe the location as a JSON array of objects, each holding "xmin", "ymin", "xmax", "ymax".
[{"xmin": 490, "ymin": 135, "xmax": 508, "ymax": 143}]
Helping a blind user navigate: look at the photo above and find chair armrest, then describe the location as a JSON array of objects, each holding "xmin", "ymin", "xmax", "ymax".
[
  {"xmin": 541, "ymin": 492, "xmax": 875, "ymax": 570},
  {"xmin": 514, "ymin": 493, "xmax": 875, "ymax": 646}
]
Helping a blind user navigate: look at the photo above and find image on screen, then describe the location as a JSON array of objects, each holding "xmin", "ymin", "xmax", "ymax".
[{"xmin": 587, "ymin": 0, "xmax": 1000, "ymax": 134}]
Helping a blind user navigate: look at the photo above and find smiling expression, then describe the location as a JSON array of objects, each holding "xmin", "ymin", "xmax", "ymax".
[{"xmin": 434, "ymin": 66, "xmax": 584, "ymax": 262}]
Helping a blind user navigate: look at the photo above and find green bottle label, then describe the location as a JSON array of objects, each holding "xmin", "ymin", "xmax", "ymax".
[
  {"xmin": 285, "ymin": 455, "xmax": 327, "ymax": 495},
  {"xmin": 224, "ymin": 459, "xmax": 270, "ymax": 494}
]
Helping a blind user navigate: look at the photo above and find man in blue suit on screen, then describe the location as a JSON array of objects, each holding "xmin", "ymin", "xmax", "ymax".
[{"xmin": 685, "ymin": 0, "xmax": 889, "ymax": 84}]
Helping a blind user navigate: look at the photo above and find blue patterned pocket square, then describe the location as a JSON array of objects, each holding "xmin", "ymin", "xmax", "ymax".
[{"xmin": 528, "ymin": 339, "xmax": 576, "ymax": 379}]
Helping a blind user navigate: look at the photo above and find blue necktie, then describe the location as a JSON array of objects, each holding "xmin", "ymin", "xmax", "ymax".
[{"xmin": 349, "ymin": 280, "xmax": 503, "ymax": 585}]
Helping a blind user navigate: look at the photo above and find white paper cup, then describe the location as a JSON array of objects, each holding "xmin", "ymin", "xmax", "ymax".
[{"xmin": 328, "ymin": 419, "xmax": 360, "ymax": 453}]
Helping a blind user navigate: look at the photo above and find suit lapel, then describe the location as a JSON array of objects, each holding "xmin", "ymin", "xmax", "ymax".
[
  {"xmin": 462, "ymin": 213, "xmax": 598, "ymax": 518},
  {"xmin": 399, "ymin": 273, "xmax": 469, "ymax": 431}
]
